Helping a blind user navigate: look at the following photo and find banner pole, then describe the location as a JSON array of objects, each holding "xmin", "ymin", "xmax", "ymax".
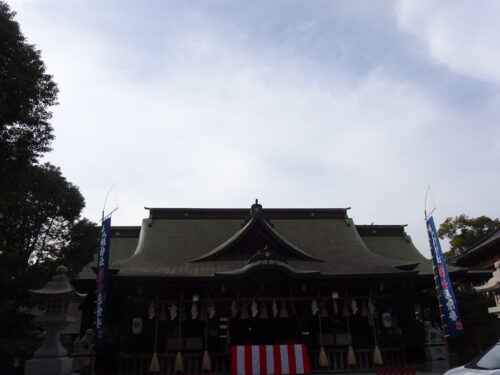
[
  {"xmin": 425, "ymin": 210, "xmax": 464, "ymax": 368},
  {"xmin": 428, "ymin": 228, "xmax": 452, "ymax": 368}
]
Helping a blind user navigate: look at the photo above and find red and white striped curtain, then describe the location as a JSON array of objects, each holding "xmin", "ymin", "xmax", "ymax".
[{"xmin": 231, "ymin": 345, "xmax": 311, "ymax": 375}]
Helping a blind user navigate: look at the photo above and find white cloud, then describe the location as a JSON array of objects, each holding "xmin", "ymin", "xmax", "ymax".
[
  {"xmin": 395, "ymin": 0, "xmax": 500, "ymax": 84},
  {"xmin": 8, "ymin": 0, "xmax": 500, "ymax": 258}
]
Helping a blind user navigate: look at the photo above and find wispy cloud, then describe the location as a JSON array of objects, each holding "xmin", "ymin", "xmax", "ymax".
[
  {"xmin": 395, "ymin": 0, "xmax": 500, "ymax": 85},
  {"xmin": 9, "ymin": 0, "xmax": 500, "ymax": 256}
]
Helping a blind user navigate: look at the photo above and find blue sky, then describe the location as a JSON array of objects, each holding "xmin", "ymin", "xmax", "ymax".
[{"xmin": 9, "ymin": 0, "xmax": 500, "ymax": 256}]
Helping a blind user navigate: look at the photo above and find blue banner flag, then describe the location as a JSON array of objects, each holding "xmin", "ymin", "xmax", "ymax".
[
  {"xmin": 95, "ymin": 217, "xmax": 111, "ymax": 341},
  {"xmin": 426, "ymin": 216, "xmax": 464, "ymax": 336}
]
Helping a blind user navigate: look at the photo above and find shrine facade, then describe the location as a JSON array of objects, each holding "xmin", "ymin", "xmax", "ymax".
[{"xmin": 75, "ymin": 202, "xmax": 459, "ymax": 375}]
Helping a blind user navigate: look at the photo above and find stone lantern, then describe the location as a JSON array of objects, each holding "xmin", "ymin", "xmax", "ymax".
[
  {"xmin": 24, "ymin": 266, "xmax": 83, "ymax": 375},
  {"xmin": 474, "ymin": 261, "xmax": 500, "ymax": 317}
]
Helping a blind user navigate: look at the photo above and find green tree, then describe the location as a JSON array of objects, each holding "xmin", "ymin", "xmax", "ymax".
[
  {"xmin": 0, "ymin": 1, "xmax": 99, "ymax": 369},
  {"xmin": 437, "ymin": 215, "xmax": 500, "ymax": 360},
  {"xmin": 0, "ymin": 163, "xmax": 99, "ymax": 368},
  {"xmin": 438, "ymin": 214, "xmax": 500, "ymax": 257},
  {"xmin": 0, "ymin": 1, "xmax": 57, "ymax": 166}
]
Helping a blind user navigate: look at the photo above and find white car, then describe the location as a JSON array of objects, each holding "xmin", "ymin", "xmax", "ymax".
[{"xmin": 445, "ymin": 343, "xmax": 500, "ymax": 375}]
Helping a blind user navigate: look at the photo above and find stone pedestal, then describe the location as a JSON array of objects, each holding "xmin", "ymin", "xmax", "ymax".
[
  {"xmin": 424, "ymin": 344, "xmax": 448, "ymax": 372},
  {"xmin": 72, "ymin": 329, "xmax": 93, "ymax": 373},
  {"xmin": 25, "ymin": 315, "xmax": 75, "ymax": 375},
  {"xmin": 423, "ymin": 321, "xmax": 448, "ymax": 372},
  {"xmin": 424, "ymin": 359, "xmax": 448, "ymax": 373},
  {"xmin": 24, "ymin": 357, "xmax": 73, "ymax": 375},
  {"xmin": 424, "ymin": 343, "xmax": 446, "ymax": 361}
]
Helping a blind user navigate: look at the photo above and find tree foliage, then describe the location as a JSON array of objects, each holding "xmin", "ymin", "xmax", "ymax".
[
  {"xmin": 0, "ymin": 1, "xmax": 99, "ymax": 369},
  {"xmin": 1, "ymin": 163, "xmax": 97, "ymax": 285},
  {"xmin": 0, "ymin": 1, "xmax": 57, "ymax": 165},
  {"xmin": 438, "ymin": 214, "xmax": 500, "ymax": 257}
]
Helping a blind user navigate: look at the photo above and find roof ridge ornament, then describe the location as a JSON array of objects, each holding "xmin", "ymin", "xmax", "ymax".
[
  {"xmin": 243, "ymin": 199, "xmax": 263, "ymax": 225},
  {"xmin": 250, "ymin": 199, "xmax": 263, "ymax": 215}
]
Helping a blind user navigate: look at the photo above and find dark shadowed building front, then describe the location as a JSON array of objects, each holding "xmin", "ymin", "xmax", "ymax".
[
  {"xmin": 74, "ymin": 202, "xmax": 463, "ymax": 375},
  {"xmin": 447, "ymin": 228, "xmax": 500, "ymax": 270}
]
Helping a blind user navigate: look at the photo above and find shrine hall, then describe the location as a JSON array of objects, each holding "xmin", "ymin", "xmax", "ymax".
[{"xmin": 75, "ymin": 201, "xmax": 463, "ymax": 374}]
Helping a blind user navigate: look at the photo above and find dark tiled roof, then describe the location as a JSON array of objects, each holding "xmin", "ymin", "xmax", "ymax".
[
  {"xmin": 108, "ymin": 208, "xmax": 417, "ymax": 279},
  {"xmin": 80, "ymin": 207, "xmax": 474, "ymax": 280},
  {"xmin": 147, "ymin": 207, "xmax": 349, "ymax": 220},
  {"xmin": 448, "ymin": 228, "xmax": 500, "ymax": 266},
  {"xmin": 467, "ymin": 227, "xmax": 500, "ymax": 251},
  {"xmin": 77, "ymin": 226, "xmax": 140, "ymax": 279},
  {"xmin": 357, "ymin": 225, "xmax": 463, "ymax": 275}
]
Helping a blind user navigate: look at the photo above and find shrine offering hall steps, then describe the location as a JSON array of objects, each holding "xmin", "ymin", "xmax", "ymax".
[{"xmin": 117, "ymin": 347, "xmax": 407, "ymax": 375}]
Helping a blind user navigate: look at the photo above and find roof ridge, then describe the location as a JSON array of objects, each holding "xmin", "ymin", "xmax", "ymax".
[{"xmin": 463, "ymin": 226, "xmax": 500, "ymax": 253}]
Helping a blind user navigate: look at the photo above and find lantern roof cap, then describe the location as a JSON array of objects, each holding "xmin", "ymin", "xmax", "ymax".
[
  {"xmin": 29, "ymin": 266, "xmax": 77, "ymax": 297},
  {"xmin": 475, "ymin": 261, "xmax": 500, "ymax": 293}
]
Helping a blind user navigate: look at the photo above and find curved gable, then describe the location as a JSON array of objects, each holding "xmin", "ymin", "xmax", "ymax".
[{"xmin": 191, "ymin": 203, "xmax": 322, "ymax": 262}]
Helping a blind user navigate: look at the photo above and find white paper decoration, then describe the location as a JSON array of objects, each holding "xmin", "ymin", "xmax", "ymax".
[
  {"xmin": 368, "ymin": 298, "xmax": 375, "ymax": 314},
  {"xmin": 231, "ymin": 300, "xmax": 239, "ymax": 318},
  {"xmin": 311, "ymin": 299, "xmax": 319, "ymax": 315},
  {"xmin": 149, "ymin": 302, "xmax": 156, "ymax": 320},
  {"xmin": 208, "ymin": 303, "xmax": 216, "ymax": 319},
  {"xmin": 169, "ymin": 303, "xmax": 178, "ymax": 320},
  {"xmin": 272, "ymin": 300, "xmax": 279, "ymax": 317},
  {"xmin": 251, "ymin": 300, "xmax": 259, "ymax": 318},
  {"xmin": 351, "ymin": 299, "xmax": 359, "ymax": 315},
  {"xmin": 191, "ymin": 303, "xmax": 199, "ymax": 320}
]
